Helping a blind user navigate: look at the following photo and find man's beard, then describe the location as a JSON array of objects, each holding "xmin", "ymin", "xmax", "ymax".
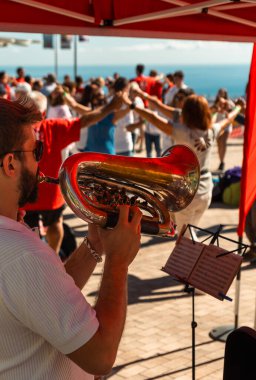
[{"xmin": 18, "ymin": 166, "xmax": 39, "ymax": 207}]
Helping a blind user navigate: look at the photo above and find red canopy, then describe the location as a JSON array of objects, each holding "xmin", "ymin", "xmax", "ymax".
[{"xmin": 0, "ymin": 0, "xmax": 256, "ymax": 42}]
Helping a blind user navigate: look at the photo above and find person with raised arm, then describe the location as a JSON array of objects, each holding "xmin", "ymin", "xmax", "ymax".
[{"xmin": 123, "ymin": 90, "xmax": 243, "ymax": 240}]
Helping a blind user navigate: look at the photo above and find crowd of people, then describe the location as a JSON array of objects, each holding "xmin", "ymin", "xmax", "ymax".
[
  {"xmin": 0, "ymin": 65, "xmax": 246, "ymax": 162},
  {"xmin": 0, "ymin": 64, "xmax": 246, "ymax": 243},
  {"xmin": 0, "ymin": 63, "xmax": 250, "ymax": 379}
]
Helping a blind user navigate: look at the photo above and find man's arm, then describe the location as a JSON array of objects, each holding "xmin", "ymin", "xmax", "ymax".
[
  {"xmin": 65, "ymin": 91, "xmax": 124, "ymax": 128},
  {"xmin": 64, "ymin": 92, "xmax": 91, "ymax": 113},
  {"xmin": 79, "ymin": 95, "xmax": 123, "ymax": 129},
  {"xmin": 133, "ymin": 88, "xmax": 175, "ymax": 119},
  {"xmin": 218, "ymin": 105, "xmax": 242, "ymax": 133},
  {"xmin": 67, "ymin": 206, "xmax": 142, "ymax": 375},
  {"xmin": 126, "ymin": 119, "xmax": 144, "ymax": 132},
  {"xmin": 123, "ymin": 94, "xmax": 173, "ymax": 136},
  {"xmin": 64, "ymin": 224, "xmax": 104, "ymax": 290}
]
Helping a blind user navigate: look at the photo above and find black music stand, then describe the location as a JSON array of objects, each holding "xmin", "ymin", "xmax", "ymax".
[{"xmin": 162, "ymin": 224, "xmax": 248, "ymax": 380}]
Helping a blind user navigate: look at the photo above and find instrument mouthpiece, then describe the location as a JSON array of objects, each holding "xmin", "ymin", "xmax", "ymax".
[{"xmin": 38, "ymin": 172, "xmax": 59, "ymax": 185}]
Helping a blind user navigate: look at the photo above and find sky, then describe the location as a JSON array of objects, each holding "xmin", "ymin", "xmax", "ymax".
[{"xmin": 0, "ymin": 32, "xmax": 253, "ymax": 67}]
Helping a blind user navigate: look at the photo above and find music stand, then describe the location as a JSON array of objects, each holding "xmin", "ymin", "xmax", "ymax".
[{"xmin": 162, "ymin": 224, "xmax": 248, "ymax": 380}]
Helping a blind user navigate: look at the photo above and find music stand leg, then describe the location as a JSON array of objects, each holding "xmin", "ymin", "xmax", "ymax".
[{"xmin": 185, "ymin": 285, "xmax": 197, "ymax": 380}]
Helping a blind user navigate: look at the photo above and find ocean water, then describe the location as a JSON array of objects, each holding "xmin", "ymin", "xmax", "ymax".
[{"xmin": 2, "ymin": 64, "xmax": 250, "ymax": 99}]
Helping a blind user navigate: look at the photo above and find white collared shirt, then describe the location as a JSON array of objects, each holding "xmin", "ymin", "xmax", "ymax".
[{"xmin": 0, "ymin": 216, "xmax": 98, "ymax": 380}]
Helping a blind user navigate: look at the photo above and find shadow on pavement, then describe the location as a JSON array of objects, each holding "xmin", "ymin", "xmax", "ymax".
[
  {"xmin": 107, "ymin": 339, "xmax": 222, "ymax": 378},
  {"xmin": 88, "ymin": 273, "xmax": 205, "ymax": 305}
]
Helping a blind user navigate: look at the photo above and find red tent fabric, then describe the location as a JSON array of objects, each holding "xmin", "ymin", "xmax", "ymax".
[
  {"xmin": 237, "ymin": 43, "xmax": 256, "ymax": 236},
  {"xmin": 0, "ymin": 0, "xmax": 256, "ymax": 42}
]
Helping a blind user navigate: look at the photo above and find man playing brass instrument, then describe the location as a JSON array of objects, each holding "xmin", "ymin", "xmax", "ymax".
[
  {"xmin": 23, "ymin": 89, "xmax": 127, "ymax": 257},
  {"xmin": 0, "ymin": 97, "xmax": 142, "ymax": 379}
]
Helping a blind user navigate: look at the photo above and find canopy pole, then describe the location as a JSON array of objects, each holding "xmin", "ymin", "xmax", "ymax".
[{"xmin": 54, "ymin": 34, "xmax": 58, "ymax": 80}]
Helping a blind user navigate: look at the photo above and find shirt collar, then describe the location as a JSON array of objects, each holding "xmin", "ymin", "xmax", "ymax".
[{"xmin": 0, "ymin": 215, "xmax": 33, "ymax": 235}]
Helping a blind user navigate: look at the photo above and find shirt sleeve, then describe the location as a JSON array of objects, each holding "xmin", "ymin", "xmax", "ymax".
[
  {"xmin": 0, "ymin": 251, "xmax": 99, "ymax": 354},
  {"xmin": 48, "ymin": 118, "xmax": 82, "ymax": 151}
]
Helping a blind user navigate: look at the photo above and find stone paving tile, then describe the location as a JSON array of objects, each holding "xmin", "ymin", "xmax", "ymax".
[{"xmin": 64, "ymin": 139, "xmax": 254, "ymax": 379}]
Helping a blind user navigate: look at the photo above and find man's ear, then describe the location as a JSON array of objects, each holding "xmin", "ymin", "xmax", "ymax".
[{"xmin": 2, "ymin": 154, "xmax": 17, "ymax": 176}]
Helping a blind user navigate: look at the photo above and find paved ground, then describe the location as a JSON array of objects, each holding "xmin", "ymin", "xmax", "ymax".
[{"xmin": 64, "ymin": 134, "xmax": 255, "ymax": 380}]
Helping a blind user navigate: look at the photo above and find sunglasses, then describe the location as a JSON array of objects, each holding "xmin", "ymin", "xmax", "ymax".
[{"xmin": 0, "ymin": 140, "xmax": 44, "ymax": 167}]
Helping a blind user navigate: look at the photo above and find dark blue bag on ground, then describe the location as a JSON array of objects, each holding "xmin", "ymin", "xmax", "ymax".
[
  {"xmin": 222, "ymin": 166, "xmax": 242, "ymax": 186},
  {"xmin": 211, "ymin": 166, "xmax": 242, "ymax": 204}
]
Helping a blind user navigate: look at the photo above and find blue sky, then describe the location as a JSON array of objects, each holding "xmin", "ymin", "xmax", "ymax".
[{"xmin": 0, "ymin": 32, "xmax": 253, "ymax": 66}]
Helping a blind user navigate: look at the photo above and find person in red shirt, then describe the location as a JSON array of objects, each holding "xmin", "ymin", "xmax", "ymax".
[
  {"xmin": 148, "ymin": 69, "xmax": 163, "ymax": 100},
  {"xmin": 131, "ymin": 64, "xmax": 156, "ymax": 108},
  {"xmin": 16, "ymin": 67, "xmax": 26, "ymax": 83},
  {"xmin": 131, "ymin": 64, "xmax": 154, "ymax": 95},
  {"xmin": 24, "ymin": 91, "xmax": 122, "ymax": 255}
]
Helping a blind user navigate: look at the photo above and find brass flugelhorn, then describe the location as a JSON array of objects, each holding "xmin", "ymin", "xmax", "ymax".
[{"xmin": 38, "ymin": 145, "xmax": 200, "ymax": 236}]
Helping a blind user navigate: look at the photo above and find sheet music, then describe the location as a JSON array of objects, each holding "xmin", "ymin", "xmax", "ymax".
[
  {"xmin": 162, "ymin": 236, "xmax": 205, "ymax": 282},
  {"xmin": 189, "ymin": 244, "xmax": 243, "ymax": 300}
]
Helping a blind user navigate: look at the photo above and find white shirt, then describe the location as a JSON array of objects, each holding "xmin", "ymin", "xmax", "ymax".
[
  {"xmin": 145, "ymin": 110, "xmax": 161, "ymax": 136},
  {"xmin": 133, "ymin": 96, "xmax": 144, "ymax": 123},
  {"xmin": 0, "ymin": 216, "xmax": 98, "ymax": 380},
  {"xmin": 171, "ymin": 122, "xmax": 221, "ymax": 195},
  {"xmin": 47, "ymin": 104, "xmax": 72, "ymax": 119},
  {"xmin": 132, "ymin": 97, "xmax": 145, "ymax": 137},
  {"xmin": 114, "ymin": 107, "xmax": 134, "ymax": 153},
  {"xmin": 164, "ymin": 84, "xmax": 188, "ymax": 105}
]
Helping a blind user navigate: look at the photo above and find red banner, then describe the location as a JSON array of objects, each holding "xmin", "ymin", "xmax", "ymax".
[{"xmin": 237, "ymin": 43, "xmax": 256, "ymax": 236}]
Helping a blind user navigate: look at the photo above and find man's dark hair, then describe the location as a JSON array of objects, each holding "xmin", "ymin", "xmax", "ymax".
[
  {"xmin": 25, "ymin": 75, "xmax": 32, "ymax": 84},
  {"xmin": 178, "ymin": 88, "xmax": 194, "ymax": 97},
  {"xmin": 45, "ymin": 73, "xmax": 56, "ymax": 84},
  {"xmin": 136, "ymin": 64, "xmax": 145, "ymax": 75},
  {"xmin": 0, "ymin": 98, "xmax": 42, "ymax": 158},
  {"xmin": 17, "ymin": 67, "xmax": 24, "ymax": 75},
  {"xmin": 75, "ymin": 76, "xmax": 83, "ymax": 85},
  {"xmin": 166, "ymin": 73, "xmax": 174, "ymax": 82},
  {"xmin": 0, "ymin": 71, "xmax": 6, "ymax": 81},
  {"xmin": 113, "ymin": 77, "xmax": 129, "ymax": 92},
  {"xmin": 149, "ymin": 70, "xmax": 158, "ymax": 77},
  {"xmin": 174, "ymin": 70, "xmax": 184, "ymax": 79},
  {"xmin": 81, "ymin": 84, "xmax": 97, "ymax": 107}
]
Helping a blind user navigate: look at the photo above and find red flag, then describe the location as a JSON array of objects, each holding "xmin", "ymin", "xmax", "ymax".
[{"xmin": 237, "ymin": 43, "xmax": 256, "ymax": 236}]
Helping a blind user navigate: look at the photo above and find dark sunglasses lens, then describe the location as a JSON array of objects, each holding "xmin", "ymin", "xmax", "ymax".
[{"xmin": 35, "ymin": 141, "xmax": 43, "ymax": 161}]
